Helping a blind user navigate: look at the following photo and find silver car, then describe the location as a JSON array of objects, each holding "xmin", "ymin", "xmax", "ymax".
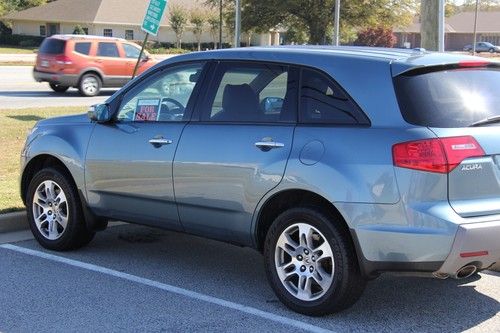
[{"xmin": 20, "ymin": 46, "xmax": 500, "ymax": 316}]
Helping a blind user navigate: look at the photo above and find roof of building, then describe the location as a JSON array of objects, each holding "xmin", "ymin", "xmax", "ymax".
[
  {"xmin": 3, "ymin": 0, "xmax": 203, "ymax": 26},
  {"xmin": 396, "ymin": 11, "xmax": 500, "ymax": 34}
]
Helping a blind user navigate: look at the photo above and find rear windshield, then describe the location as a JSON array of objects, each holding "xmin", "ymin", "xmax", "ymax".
[
  {"xmin": 394, "ymin": 68, "xmax": 500, "ymax": 127},
  {"xmin": 39, "ymin": 38, "xmax": 66, "ymax": 55}
]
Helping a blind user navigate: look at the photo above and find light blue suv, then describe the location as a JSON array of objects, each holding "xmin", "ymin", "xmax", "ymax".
[{"xmin": 20, "ymin": 46, "xmax": 500, "ymax": 315}]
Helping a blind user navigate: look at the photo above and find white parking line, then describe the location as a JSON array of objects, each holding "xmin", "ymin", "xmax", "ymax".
[{"xmin": 0, "ymin": 243, "xmax": 334, "ymax": 333}]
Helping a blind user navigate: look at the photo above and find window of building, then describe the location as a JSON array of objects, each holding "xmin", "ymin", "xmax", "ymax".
[
  {"xmin": 74, "ymin": 42, "xmax": 91, "ymax": 55},
  {"xmin": 103, "ymin": 29, "xmax": 113, "ymax": 37},
  {"xmin": 125, "ymin": 30, "xmax": 134, "ymax": 40},
  {"xmin": 97, "ymin": 42, "xmax": 119, "ymax": 57},
  {"xmin": 39, "ymin": 25, "xmax": 46, "ymax": 37}
]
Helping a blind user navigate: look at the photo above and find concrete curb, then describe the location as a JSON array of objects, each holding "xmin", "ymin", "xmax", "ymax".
[{"xmin": 0, "ymin": 211, "xmax": 28, "ymax": 233}]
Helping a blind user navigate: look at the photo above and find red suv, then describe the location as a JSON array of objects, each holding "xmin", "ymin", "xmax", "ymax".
[{"xmin": 34, "ymin": 35, "xmax": 157, "ymax": 96}]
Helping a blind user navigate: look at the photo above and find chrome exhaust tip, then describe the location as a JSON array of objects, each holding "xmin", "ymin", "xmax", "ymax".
[{"xmin": 453, "ymin": 265, "xmax": 477, "ymax": 279}]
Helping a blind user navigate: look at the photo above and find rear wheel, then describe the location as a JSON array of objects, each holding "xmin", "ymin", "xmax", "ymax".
[
  {"xmin": 264, "ymin": 207, "xmax": 366, "ymax": 316},
  {"xmin": 49, "ymin": 83, "xmax": 69, "ymax": 93},
  {"xmin": 26, "ymin": 167, "xmax": 95, "ymax": 251},
  {"xmin": 78, "ymin": 73, "xmax": 101, "ymax": 97},
  {"xmin": 489, "ymin": 48, "xmax": 495, "ymax": 53}
]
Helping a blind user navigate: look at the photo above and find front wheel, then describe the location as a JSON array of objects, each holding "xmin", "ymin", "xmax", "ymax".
[
  {"xmin": 78, "ymin": 73, "xmax": 101, "ymax": 97},
  {"xmin": 26, "ymin": 167, "xmax": 95, "ymax": 251},
  {"xmin": 264, "ymin": 207, "xmax": 366, "ymax": 316},
  {"xmin": 49, "ymin": 83, "xmax": 69, "ymax": 93}
]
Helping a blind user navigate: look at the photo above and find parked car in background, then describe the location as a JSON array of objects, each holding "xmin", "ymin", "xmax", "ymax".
[
  {"xmin": 463, "ymin": 42, "xmax": 500, "ymax": 53},
  {"xmin": 21, "ymin": 46, "xmax": 500, "ymax": 316},
  {"xmin": 34, "ymin": 34, "xmax": 157, "ymax": 96}
]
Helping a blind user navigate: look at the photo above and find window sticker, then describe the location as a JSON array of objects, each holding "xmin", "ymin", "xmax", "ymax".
[{"xmin": 134, "ymin": 98, "xmax": 161, "ymax": 121}]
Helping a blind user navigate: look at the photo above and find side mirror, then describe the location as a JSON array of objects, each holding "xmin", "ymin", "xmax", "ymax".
[
  {"xmin": 261, "ymin": 97, "xmax": 284, "ymax": 114},
  {"xmin": 88, "ymin": 104, "xmax": 111, "ymax": 123},
  {"xmin": 141, "ymin": 54, "xmax": 151, "ymax": 62}
]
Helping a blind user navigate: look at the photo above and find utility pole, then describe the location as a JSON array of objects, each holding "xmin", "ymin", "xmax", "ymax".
[
  {"xmin": 438, "ymin": 0, "xmax": 445, "ymax": 51},
  {"xmin": 472, "ymin": 0, "xmax": 479, "ymax": 55},
  {"xmin": 219, "ymin": 0, "xmax": 223, "ymax": 49},
  {"xmin": 234, "ymin": 0, "xmax": 241, "ymax": 47},
  {"xmin": 420, "ymin": 0, "xmax": 439, "ymax": 51},
  {"xmin": 333, "ymin": 0, "xmax": 340, "ymax": 46}
]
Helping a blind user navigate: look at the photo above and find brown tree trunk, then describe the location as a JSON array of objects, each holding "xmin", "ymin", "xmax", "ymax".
[{"xmin": 421, "ymin": 0, "xmax": 439, "ymax": 51}]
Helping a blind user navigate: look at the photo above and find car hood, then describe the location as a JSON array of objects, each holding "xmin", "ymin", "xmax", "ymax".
[{"xmin": 37, "ymin": 113, "xmax": 90, "ymax": 126}]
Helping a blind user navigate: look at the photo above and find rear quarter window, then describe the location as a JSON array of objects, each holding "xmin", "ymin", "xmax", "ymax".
[
  {"xmin": 394, "ymin": 68, "xmax": 500, "ymax": 128},
  {"xmin": 39, "ymin": 38, "xmax": 66, "ymax": 54},
  {"xmin": 74, "ymin": 42, "xmax": 91, "ymax": 55}
]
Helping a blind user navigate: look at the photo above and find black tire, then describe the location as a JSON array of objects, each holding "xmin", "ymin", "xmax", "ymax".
[
  {"xmin": 49, "ymin": 83, "xmax": 69, "ymax": 93},
  {"xmin": 489, "ymin": 48, "xmax": 495, "ymax": 53},
  {"xmin": 78, "ymin": 73, "xmax": 102, "ymax": 97},
  {"xmin": 26, "ymin": 167, "xmax": 95, "ymax": 251},
  {"xmin": 264, "ymin": 207, "xmax": 366, "ymax": 316}
]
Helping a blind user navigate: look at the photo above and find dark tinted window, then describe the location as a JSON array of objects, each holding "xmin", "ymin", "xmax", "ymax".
[
  {"xmin": 300, "ymin": 69, "xmax": 363, "ymax": 124},
  {"xmin": 205, "ymin": 63, "xmax": 297, "ymax": 123},
  {"xmin": 394, "ymin": 68, "xmax": 500, "ymax": 127},
  {"xmin": 97, "ymin": 42, "xmax": 119, "ymax": 57},
  {"xmin": 74, "ymin": 42, "xmax": 91, "ymax": 55},
  {"xmin": 39, "ymin": 38, "xmax": 66, "ymax": 54}
]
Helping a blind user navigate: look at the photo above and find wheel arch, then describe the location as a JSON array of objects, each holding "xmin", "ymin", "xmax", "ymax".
[
  {"xmin": 21, "ymin": 154, "xmax": 76, "ymax": 205},
  {"xmin": 254, "ymin": 189, "xmax": 353, "ymax": 253},
  {"xmin": 78, "ymin": 69, "xmax": 103, "ymax": 85}
]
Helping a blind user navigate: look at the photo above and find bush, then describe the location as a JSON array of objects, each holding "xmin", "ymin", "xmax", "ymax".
[
  {"xmin": 354, "ymin": 27, "xmax": 396, "ymax": 48},
  {"xmin": 0, "ymin": 34, "xmax": 44, "ymax": 47}
]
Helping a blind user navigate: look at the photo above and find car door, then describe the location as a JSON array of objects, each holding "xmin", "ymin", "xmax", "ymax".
[
  {"xmin": 85, "ymin": 62, "xmax": 207, "ymax": 229},
  {"xmin": 95, "ymin": 41, "xmax": 128, "ymax": 85},
  {"xmin": 173, "ymin": 61, "xmax": 298, "ymax": 245}
]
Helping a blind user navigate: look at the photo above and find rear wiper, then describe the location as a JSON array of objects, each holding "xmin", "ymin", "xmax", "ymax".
[{"xmin": 469, "ymin": 115, "xmax": 500, "ymax": 127}]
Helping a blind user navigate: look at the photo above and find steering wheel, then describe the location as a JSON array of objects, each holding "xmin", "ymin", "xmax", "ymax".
[{"xmin": 159, "ymin": 98, "xmax": 185, "ymax": 121}]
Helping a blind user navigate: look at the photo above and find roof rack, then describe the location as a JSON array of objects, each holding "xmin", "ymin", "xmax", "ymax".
[{"xmin": 50, "ymin": 34, "xmax": 126, "ymax": 42}]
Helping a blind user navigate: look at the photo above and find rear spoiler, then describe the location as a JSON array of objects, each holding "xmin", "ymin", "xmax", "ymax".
[{"xmin": 395, "ymin": 60, "xmax": 500, "ymax": 77}]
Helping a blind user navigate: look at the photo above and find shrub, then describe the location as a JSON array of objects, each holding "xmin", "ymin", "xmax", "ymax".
[{"xmin": 354, "ymin": 27, "xmax": 396, "ymax": 48}]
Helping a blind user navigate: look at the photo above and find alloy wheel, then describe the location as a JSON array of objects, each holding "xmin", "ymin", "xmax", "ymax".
[{"xmin": 32, "ymin": 180, "xmax": 69, "ymax": 240}]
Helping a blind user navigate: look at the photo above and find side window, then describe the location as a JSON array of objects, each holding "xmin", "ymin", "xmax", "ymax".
[
  {"xmin": 116, "ymin": 63, "xmax": 204, "ymax": 122},
  {"xmin": 300, "ymin": 69, "xmax": 363, "ymax": 124},
  {"xmin": 123, "ymin": 43, "xmax": 141, "ymax": 59},
  {"xmin": 74, "ymin": 42, "xmax": 91, "ymax": 55},
  {"xmin": 205, "ymin": 63, "xmax": 297, "ymax": 123},
  {"xmin": 97, "ymin": 42, "xmax": 119, "ymax": 57}
]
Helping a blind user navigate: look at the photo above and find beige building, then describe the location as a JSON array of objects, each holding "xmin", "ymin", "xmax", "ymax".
[{"xmin": 3, "ymin": 0, "xmax": 280, "ymax": 46}]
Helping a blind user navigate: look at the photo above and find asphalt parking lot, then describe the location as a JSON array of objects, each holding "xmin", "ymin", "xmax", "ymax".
[{"xmin": 1, "ymin": 223, "xmax": 499, "ymax": 332}]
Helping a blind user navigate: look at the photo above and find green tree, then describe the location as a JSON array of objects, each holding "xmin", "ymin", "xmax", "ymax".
[
  {"xmin": 72, "ymin": 25, "xmax": 86, "ymax": 35},
  {"xmin": 169, "ymin": 5, "xmax": 188, "ymax": 49},
  {"xmin": 190, "ymin": 9, "xmax": 205, "ymax": 51},
  {"xmin": 240, "ymin": 0, "xmax": 418, "ymax": 45},
  {"xmin": 207, "ymin": 12, "xmax": 219, "ymax": 49}
]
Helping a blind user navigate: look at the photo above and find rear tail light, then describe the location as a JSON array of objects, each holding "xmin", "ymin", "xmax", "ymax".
[
  {"xmin": 55, "ymin": 54, "xmax": 73, "ymax": 65},
  {"xmin": 458, "ymin": 60, "xmax": 490, "ymax": 68},
  {"xmin": 393, "ymin": 136, "xmax": 485, "ymax": 173}
]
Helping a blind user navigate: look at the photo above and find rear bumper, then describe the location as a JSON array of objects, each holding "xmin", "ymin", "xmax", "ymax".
[
  {"xmin": 33, "ymin": 69, "xmax": 78, "ymax": 87},
  {"xmin": 434, "ymin": 220, "xmax": 500, "ymax": 278}
]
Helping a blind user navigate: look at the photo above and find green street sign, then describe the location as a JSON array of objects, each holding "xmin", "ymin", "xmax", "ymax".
[{"xmin": 141, "ymin": 0, "xmax": 168, "ymax": 36}]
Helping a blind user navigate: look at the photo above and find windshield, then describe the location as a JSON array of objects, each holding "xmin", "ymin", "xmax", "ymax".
[{"xmin": 394, "ymin": 68, "xmax": 500, "ymax": 128}]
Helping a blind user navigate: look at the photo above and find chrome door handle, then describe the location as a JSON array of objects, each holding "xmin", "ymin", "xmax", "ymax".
[
  {"xmin": 255, "ymin": 141, "xmax": 285, "ymax": 151},
  {"xmin": 149, "ymin": 138, "xmax": 173, "ymax": 147}
]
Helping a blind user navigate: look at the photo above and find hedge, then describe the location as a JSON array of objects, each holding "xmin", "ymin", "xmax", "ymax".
[{"xmin": 0, "ymin": 34, "xmax": 44, "ymax": 47}]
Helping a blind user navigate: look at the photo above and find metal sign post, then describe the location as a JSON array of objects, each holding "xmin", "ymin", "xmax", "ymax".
[{"xmin": 133, "ymin": 0, "xmax": 168, "ymax": 79}]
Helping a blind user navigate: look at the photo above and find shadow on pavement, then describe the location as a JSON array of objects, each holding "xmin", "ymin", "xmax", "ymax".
[
  {"xmin": 17, "ymin": 224, "xmax": 500, "ymax": 332},
  {"xmin": 8, "ymin": 115, "xmax": 45, "ymax": 121}
]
